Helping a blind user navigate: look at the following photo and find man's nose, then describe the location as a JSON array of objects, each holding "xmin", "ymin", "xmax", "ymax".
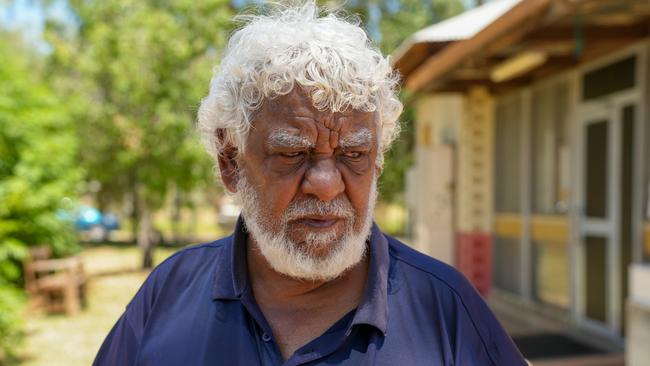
[{"xmin": 302, "ymin": 158, "xmax": 345, "ymax": 202}]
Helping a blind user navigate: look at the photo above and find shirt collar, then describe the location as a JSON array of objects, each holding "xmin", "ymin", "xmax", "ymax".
[
  {"xmin": 349, "ymin": 222, "xmax": 389, "ymax": 335},
  {"xmin": 211, "ymin": 216, "xmax": 390, "ymax": 335},
  {"xmin": 211, "ymin": 216, "xmax": 248, "ymax": 300}
]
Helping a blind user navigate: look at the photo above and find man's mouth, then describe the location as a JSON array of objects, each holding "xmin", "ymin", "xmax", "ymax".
[{"xmin": 294, "ymin": 216, "xmax": 341, "ymax": 228}]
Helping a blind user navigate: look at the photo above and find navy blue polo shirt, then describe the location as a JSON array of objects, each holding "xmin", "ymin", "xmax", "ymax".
[{"xmin": 94, "ymin": 218, "xmax": 526, "ymax": 365}]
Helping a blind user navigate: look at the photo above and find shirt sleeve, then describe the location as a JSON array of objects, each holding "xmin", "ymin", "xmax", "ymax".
[
  {"xmin": 452, "ymin": 283, "xmax": 528, "ymax": 366},
  {"xmin": 93, "ymin": 312, "xmax": 140, "ymax": 366},
  {"xmin": 92, "ymin": 265, "xmax": 159, "ymax": 366},
  {"xmin": 92, "ymin": 249, "xmax": 187, "ymax": 365}
]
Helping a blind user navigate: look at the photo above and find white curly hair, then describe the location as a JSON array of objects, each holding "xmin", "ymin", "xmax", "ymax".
[{"xmin": 197, "ymin": 1, "xmax": 403, "ymax": 168}]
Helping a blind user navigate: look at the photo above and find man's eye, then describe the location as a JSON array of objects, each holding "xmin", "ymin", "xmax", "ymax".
[
  {"xmin": 280, "ymin": 151, "xmax": 303, "ymax": 158},
  {"xmin": 343, "ymin": 151, "xmax": 363, "ymax": 159}
]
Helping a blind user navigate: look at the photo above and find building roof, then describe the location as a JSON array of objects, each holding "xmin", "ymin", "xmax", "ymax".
[
  {"xmin": 392, "ymin": 0, "xmax": 522, "ymax": 69},
  {"xmin": 413, "ymin": 0, "xmax": 521, "ymax": 43},
  {"xmin": 393, "ymin": 0, "xmax": 650, "ymax": 96}
]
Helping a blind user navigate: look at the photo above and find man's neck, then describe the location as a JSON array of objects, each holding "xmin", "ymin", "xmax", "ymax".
[{"xmin": 246, "ymin": 237, "xmax": 369, "ymax": 360}]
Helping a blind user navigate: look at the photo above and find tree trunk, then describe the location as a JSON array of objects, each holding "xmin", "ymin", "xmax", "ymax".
[
  {"xmin": 130, "ymin": 187, "xmax": 139, "ymax": 244},
  {"xmin": 189, "ymin": 204, "xmax": 198, "ymax": 241},
  {"xmin": 138, "ymin": 201, "xmax": 156, "ymax": 269},
  {"xmin": 171, "ymin": 186, "xmax": 182, "ymax": 244}
]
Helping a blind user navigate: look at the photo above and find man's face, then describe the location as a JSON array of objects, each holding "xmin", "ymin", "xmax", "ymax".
[{"xmin": 229, "ymin": 88, "xmax": 380, "ymax": 280}]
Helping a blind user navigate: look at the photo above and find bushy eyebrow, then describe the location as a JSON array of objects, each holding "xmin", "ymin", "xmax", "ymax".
[
  {"xmin": 339, "ymin": 128, "xmax": 373, "ymax": 149},
  {"xmin": 266, "ymin": 129, "xmax": 314, "ymax": 149}
]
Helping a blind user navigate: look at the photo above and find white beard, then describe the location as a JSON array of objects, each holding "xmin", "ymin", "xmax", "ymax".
[{"xmin": 235, "ymin": 175, "xmax": 377, "ymax": 281}]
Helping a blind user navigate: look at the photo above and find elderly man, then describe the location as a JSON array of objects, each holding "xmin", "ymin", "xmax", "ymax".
[{"xmin": 94, "ymin": 3, "xmax": 526, "ymax": 365}]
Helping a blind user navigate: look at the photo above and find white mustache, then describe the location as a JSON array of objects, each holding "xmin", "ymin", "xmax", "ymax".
[{"xmin": 284, "ymin": 197, "xmax": 355, "ymax": 221}]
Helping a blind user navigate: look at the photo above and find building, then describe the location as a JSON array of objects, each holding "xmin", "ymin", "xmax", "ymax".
[{"xmin": 393, "ymin": 0, "xmax": 650, "ymax": 363}]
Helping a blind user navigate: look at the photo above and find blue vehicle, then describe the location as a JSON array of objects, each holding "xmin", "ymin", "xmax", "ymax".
[
  {"xmin": 73, "ymin": 205, "xmax": 120, "ymax": 231},
  {"xmin": 57, "ymin": 205, "xmax": 121, "ymax": 242}
]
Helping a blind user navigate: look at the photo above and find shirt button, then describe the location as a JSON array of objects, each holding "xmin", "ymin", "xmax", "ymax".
[{"xmin": 261, "ymin": 332, "xmax": 272, "ymax": 342}]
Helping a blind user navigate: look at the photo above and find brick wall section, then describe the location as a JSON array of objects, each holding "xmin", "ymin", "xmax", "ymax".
[{"xmin": 456, "ymin": 87, "xmax": 495, "ymax": 295}]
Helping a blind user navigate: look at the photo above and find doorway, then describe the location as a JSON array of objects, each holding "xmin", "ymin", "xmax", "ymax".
[{"xmin": 577, "ymin": 93, "xmax": 637, "ymax": 337}]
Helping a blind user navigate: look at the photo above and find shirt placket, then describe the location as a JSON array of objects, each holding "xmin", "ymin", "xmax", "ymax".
[
  {"xmin": 239, "ymin": 289, "xmax": 286, "ymax": 365},
  {"xmin": 282, "ymin": 313, "xmax": 358, "ymax": 366}
]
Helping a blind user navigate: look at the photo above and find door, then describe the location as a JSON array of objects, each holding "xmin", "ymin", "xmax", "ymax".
[
  {"xmin": 414, "ymin": 146, "xmax": 454, "ymax": 264},
  {"xmin": 577, "ymin": 94, "xmax": 637, "ymax": 336}
]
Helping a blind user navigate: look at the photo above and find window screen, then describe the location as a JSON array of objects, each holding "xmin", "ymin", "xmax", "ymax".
[
  {"xmin": 494, "ymin": 93, "xmax": 523, "ymax": 213},
  {"xmin": 583, "ymin": 56, "xmax": 635, "ymax": 101},
  {"xmin": 531, "ymin": 81, "xmax": 570, "ymax": 214}
]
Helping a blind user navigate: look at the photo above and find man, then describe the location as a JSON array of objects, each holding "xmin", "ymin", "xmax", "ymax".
[{"xmin": 94, "ymin": 3, "xmax": 526, "ymax": 365}]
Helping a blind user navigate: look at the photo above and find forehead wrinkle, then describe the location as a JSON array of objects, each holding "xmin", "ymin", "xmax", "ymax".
[
  {"xmin": 339, "ymin": 128, "xmax": 373, "ymax": 149},
  {"xmin": 266, "ymin": 129, "xmax": 314, "ymax": 149}
]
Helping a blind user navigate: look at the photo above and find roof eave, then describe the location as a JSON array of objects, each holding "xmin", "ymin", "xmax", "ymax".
[{"xmin": 403, "ymin": 0, "xmax": 555, "ymax": 94}]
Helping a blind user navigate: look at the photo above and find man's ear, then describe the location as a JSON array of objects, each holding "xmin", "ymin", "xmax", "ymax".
[{"xmin": 216, "ymin": 130, "xmax": 240, "ymax": 193}]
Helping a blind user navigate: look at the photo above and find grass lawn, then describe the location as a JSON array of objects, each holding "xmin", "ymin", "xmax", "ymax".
[{"xmin": 20, "ymin": 245, "xmax": 179, "ymax": 366}]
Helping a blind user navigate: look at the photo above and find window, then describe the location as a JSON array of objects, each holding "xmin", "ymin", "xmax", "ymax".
[
  {"xmin": 643, "ymin": 214, "xmax": 650, "ymax": 263},
  {"xmin": 531, "ymin": 82, "xmax": 570, "ymax": 214},
  {"xmin": 494, "ymin": 93, "xmax": 523, "ymax": 213},
  {"xmin": 493, "ymin": 92, "xmax": 524, "ymax": 295},
  {"xmin": 583, "ymin": 56, "xmax": 636, "ymax": 101},
  {"xmin": 645, "ymin": 109, "xmax": 650, "ymax": 262},
  {"xmin": 529, "ymin": 80, "xmax": 571, "ymax": 308},
  {"xmin": 494, "ymin": 237, "xmax": 522, "ymax": 295},
  {"xmin": 532, "ymin": 239, "xmax": 569, "ymax": 307}
]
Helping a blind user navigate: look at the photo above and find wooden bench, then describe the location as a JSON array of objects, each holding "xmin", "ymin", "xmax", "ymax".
[{"xmin": 23, "ymin": 246, "xmax": 87, "ymax": 315}]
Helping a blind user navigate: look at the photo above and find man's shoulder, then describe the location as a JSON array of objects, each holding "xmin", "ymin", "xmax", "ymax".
[
  {"xmin": 384, "ymin": 234, "xmax": 476, "ymax": 298},
  {"xmin": 153, "ymin": 236, "xmax": 230, "ymax": 273},
  {"xmin": 133, "ymin": 236, "xmax": 233, "ymax": 302},
  {"xmin": 382, "ymin": 234, "xmax": 526, "ymax": 365},
  {"xmin": 160, "ymin": 236, "xmax": 231, "ymax": 267}
]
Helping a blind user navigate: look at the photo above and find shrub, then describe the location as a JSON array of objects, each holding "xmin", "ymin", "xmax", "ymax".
[{"xmin": 0, "ymin": 34, "xmax": 82, "ymax": 361}]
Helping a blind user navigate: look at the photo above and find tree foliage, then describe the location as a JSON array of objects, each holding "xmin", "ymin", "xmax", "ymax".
[
  {"xmin": 47, "ymin": 0, "xmax": 234, "ymax": 267},
  {"xmin": 376, "ymin": 0, "xmax": 465, "ymax": 53},
  {"xmin": 0, "ymin": 34, "xmax": 82, "ymax": 361}
]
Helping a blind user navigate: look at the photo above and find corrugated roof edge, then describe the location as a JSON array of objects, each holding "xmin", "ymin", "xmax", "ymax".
[{"xmin": 391, "ymin": 0, "xmax": 521, "ymax": 66}]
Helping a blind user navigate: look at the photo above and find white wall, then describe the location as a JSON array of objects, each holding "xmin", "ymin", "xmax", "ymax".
[
  {"xmin": 627, "ymin": 264, "xmax": 650, "ymax": 365},
  {"xmin": 410, "ymin": 94, "xmax": 463, "ymax": 264}
]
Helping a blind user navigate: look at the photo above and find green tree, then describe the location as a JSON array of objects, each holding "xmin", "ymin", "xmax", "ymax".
[
  {"xmin": 47, "ymin": 0, "xmax": 234, "ymax": 268},
  {"xmin": 377, "ymin": 0, "xmax": 464, "ymax": 53},
  {"xmin": 0, "ymin": 33, "xmax": 82, "ymax": 361}
]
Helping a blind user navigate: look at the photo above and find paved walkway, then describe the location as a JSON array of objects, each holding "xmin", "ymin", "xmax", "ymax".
[
  {"xmin": 531, "ymin": 354, "xmax": 624, "ymax": 366},
  {"xmin": 488, "ymin": 295, "xmax": 625, "ymax": 366}
]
